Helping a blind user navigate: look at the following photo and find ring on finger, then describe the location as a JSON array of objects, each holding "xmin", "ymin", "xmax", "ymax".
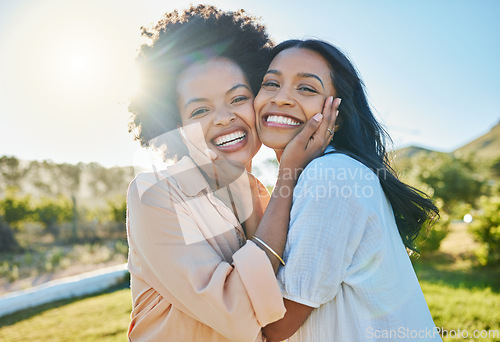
[{"xmin": 327, "ymin": 128, "xmax": 334, "ymax": 136}]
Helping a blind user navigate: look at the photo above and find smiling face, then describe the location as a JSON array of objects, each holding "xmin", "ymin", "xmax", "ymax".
[
  {"xmin": 177, "ymin": 58, "xmax": 261, "ymax": 167},
  {"xmin": 254, "ymin": 47, "xmax": 337, "ymax": 150}
]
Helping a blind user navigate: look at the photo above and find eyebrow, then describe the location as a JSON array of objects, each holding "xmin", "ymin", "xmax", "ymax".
[
  {"xmin": 184, "ymin": 83, "xmax": 251, "ymax": 108},
  {"xmin": 265, "ymin": 69, "xmax": 325, "ymax": 90}
]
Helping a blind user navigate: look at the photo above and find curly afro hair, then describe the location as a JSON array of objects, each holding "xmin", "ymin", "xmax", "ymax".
[{"xmin": 128, "ymin": 4, "xmax": 273, "ymax": 147}]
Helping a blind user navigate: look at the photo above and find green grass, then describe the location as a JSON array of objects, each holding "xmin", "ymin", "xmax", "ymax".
[
  {"xmin": 414, "ymin": 257, "xmax": 500, "ymax": 342},
  {"xmin": 0, "ymin": 285, "xmax": 131, "ymax": 342}
]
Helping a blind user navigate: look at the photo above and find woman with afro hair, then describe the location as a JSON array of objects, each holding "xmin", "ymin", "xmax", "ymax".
[{"xmin": 126, "ymin": 5, "xmax": 338, "ymax": 341}]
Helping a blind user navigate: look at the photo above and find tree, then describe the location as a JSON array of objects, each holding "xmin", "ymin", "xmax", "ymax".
[
  {"xmin": 397, "ymin": 153, "xmax": 487, "ymax": 215},
  {"xmin": 34, "ymin": 196, "xmax": 73, "ymax": 239},
  {"xmin": 0, "ymin": 192, "xmax": 32, "ymax": 253},
  {"xmin": 414, "ymin": 200, "xmax": 450, "ymax": 254},
  {"xmin": 0, "ymin": 156, "xmax": 27, "ymax": 190},
  {"xmin": 109, "ymin": 199, "xmax": 127, "ymax": 225},
  {"xmin": 0, "ymin": 218, "xmax": 20, "ymax": 253},
  {"xmin": 471, "ymin": 196, "xmax": 500, "ymax": 267},
  {"xmin": 0, "ymin": 195, "xmax": 32, "ymax": 229}
]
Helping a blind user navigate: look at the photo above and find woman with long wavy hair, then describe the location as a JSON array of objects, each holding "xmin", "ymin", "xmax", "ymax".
[{"xmin": 253, "ymin": 39, "xmax": 441, "ymax": 342}]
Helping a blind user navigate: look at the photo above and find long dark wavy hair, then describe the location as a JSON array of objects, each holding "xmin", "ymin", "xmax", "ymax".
[{"xmin": 267, "ymin": 39, "xmax": 438, "ymax": 253}]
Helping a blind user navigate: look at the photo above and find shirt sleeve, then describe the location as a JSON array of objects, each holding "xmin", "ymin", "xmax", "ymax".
[
  {"xmin": 277, "ymin": 154, "xmax": 376, "ymax": 308},
  {"xmin": 127, "ymin": 173, "xmax": 285, "ymax": 342}
]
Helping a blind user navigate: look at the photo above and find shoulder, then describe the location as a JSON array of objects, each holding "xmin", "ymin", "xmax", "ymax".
[
  {"xmin": 129, "ymin": 169, "xmax": 173, "ymax": 193},
  {"xmin": 128, "ymin": 169, "xmax": 179, "ymax": 208},
  {"xmin": 299, "ymin": 153, "xmax": 379, "ymax": 186}
]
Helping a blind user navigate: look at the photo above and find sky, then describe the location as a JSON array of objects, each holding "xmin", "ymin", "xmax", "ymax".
[{"xmin": 0, "ymin": 0, "xmax": 499, "ymax": 168}]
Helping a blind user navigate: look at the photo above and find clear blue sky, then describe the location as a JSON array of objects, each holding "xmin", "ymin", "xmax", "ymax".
[{"xmin": 0, "ymin": 0, "xmax": 499, "ymax": 167}]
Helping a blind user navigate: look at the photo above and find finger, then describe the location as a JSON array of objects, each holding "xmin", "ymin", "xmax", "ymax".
[
  {"xmin": 315, "ymin": 96, "xmax": 334, "ymax": 138},
  {"xmin": 328, "ymin": 98, "xmax": 341, "ymax": 131},
  {"xmin": 293, "ymin": 113, "xmax": 323, "ymax": 147},
  {"xmin": 324, "ymin": 98, "xmax": 341, "ymax": 147}
]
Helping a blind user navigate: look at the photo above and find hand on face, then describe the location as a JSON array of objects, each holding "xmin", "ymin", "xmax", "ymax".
[
  {"xmin": 254, "ymin": 47, "xmax": 340, "ymax": 176},
  {"xmin": 279, "ymin": 96, "xmax": 340, "ymax": 178}
]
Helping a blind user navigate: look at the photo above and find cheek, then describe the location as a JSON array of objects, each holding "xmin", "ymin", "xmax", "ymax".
[
  {"xmin": 253, "ymin": 93, "xmax": 266, "ymax": 113},
  {"xmin": 302, "ymin": 97, "xmax": 328, "ymax": 120},
  {"xmin": 183, "ymin": 116, "xmax": 212, "ymax": 142},
  {"xmin": 240, "ymin": 103, "xmax": 257, "ymax": 126}
]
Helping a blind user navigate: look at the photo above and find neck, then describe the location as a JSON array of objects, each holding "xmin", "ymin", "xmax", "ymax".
[
  {"xmin": 274, "ymin": 149, "xmax": 284, "ymax": 163},
  {"xmin": 246, "ymin": 160, "xmax": 252, "ymax": 173}
]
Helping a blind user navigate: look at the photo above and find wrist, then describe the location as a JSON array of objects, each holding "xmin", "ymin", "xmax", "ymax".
[
  {"xmin": 278, "ymin": 164, "xmax": 303, "ymax": 181},
  {"xmin": 272, "ymin": 175, "xmax": 297, "ymax": 199}
]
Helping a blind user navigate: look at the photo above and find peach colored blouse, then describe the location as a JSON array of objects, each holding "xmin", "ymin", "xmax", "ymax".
[{"xmin": 126, "ymin": 156, "xmax": 286, "ymax": 341}]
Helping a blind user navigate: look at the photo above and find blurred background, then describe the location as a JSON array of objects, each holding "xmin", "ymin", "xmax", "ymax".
[{"xmin": 0, "ymin": 0, "xmax": 499, "ymax": 341}]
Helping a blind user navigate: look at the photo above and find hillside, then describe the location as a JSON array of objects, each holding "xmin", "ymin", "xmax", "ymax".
[
  {"xmin": 391, "ymin": 146, "xmax": 440, "ymax": 161},
  {"xmin": 454, "ymin": 121, "xmax": 500, "ymax": 160}
]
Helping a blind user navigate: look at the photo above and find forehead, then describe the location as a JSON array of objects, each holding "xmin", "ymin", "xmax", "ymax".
[
  {"xmin": 269, "ymin": 47, "xmax": 332, "ymax": 77},
  {"xmin": 177, "ymin": 58, "xmax": 247, "ymax": 96}
]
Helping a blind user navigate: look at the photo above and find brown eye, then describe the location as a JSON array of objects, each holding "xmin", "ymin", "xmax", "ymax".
[
  {"xmin": 191, "ymin": 108, "xmax": 209, "ymax": 118},
  {"xmin": 298, "ymin": 86, "xmax": 317, "ymax": 93},
  {"xmin": 231, "ymin": 96, "xmax": 249, "ymax": 104},
  {"xmin": 262, "ymin": 80, "xmax": 279, "ymax": 88}
]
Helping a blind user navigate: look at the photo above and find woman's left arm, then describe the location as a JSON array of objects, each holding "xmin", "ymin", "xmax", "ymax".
[{"xmin": 263, "ymin": 299, "xmax": 314, "ymax": 341}]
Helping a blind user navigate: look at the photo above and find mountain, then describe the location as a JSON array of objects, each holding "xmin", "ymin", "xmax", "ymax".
[
  {"xmin": 392, "ymin": 120, "xmax": 500, "ymax": 165},
  {"xmin": 453, "ymin": 121, "xmax": 500, "ymax": 160},
  {"xmin": 392, "ymin": 146, "xmax": 439, "ymax": 161}
]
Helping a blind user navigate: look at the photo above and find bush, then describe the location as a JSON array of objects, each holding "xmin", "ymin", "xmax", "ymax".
[
  {"xmin": 33, "ymin": 196, "xmax": 73, "ymax": 239},
  {"xmin": 0, "ymin": 193, "xmax": 33, "ymax": 229},
  {"xmin": 470, "ymin": 196, "xmax": 500, "ymax": 266},
  {"xmin": 415, "ymin": 202, "xmax": 450, "ymax": 254}
]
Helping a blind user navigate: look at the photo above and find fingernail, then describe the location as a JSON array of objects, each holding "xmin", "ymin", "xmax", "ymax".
[
  {"xmin": 336, "ymin": 110, "xmax": 339, "ymax": 117},
  {"xmin": 313, "ymin": 113, "xmax": 323, "ymax": 122},
  {"xmin": 337, "ymin": 98, "xmax": 342, "ymax": 105}
]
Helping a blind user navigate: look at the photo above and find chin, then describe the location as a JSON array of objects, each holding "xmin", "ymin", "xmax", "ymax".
[{"xmin": 259, "ymin": 132, "xmax": 293, "ymax": 150}]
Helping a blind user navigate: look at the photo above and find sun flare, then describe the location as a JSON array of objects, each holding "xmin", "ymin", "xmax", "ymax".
[{"xmin": 3, "ymin": 1, "xmax": 141, "ymax": 123}]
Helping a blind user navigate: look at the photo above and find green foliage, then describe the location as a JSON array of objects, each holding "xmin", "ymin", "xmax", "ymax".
[
  {"xmin": 0, "ymin": 156, "xmax": 26, "ymax": 189},
  {"xmin": 0, "ymin": 192, "xmax": 33, "ymax": 229},
  {"xmin": 394, "ymin": 153, "xmax": 486, "ymax": 216},
  {"xmin": 470, "ymin": 196, "xmax": 500, "ymax": 266},
  {"xmin": 108, "ymin": 199, "xmax": 127, "ymax": 224},
  {"xmin": 417, "ymin": 154, "xmax": 485, "ymax": 213},
  {"xmin": 33, "ymin": 196, "xmax": 73, "ymax": 238},
  {"xmin": 490, "ymin": 156, "xmax": 500, "ymax": 179},
  {"xmin": 415, "ymin": 203, "xmax": 450, "ymax": 253}
]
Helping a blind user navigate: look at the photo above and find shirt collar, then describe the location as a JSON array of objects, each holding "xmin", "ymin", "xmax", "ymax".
[
  {"xmin": 324, "ymin": 145, "xmax": 336, "ymax": 154},
  {"xmin": 167, "ymin": 156, "xmax": 210, "ymax": 197}
]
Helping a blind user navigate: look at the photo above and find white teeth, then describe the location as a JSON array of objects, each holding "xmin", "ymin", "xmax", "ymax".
[
  {"xmin": 266, "ymin": 115, "xmax": 301, "ymax": 126},
  {"xmin": 214, "ymin": 131, "xmax": 246, "ymax": 147}
]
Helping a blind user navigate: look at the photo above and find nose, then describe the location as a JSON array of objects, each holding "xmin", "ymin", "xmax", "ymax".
[
  {"xmin": 271, "ymin": 86, "xmax": 295, "ymax": 107},
  {"xmin": 214, "ymin": 108, "xmax": 236, "ymax": 126}
]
